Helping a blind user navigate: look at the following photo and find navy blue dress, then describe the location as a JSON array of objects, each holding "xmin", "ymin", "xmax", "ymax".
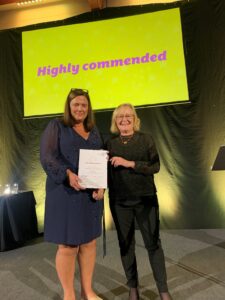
[{"xmin": 40, "ymin": 119, "xmax": 103, "ymax": 245}]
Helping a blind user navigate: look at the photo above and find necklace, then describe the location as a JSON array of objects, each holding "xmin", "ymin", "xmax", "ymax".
[{"xmin": 119, "ymin": 134, "xmax": 134, "ymax": 144}]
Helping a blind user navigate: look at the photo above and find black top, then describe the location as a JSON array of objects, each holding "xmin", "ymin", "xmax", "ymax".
[{"xmin": 106, "ymin": 131, "xmax": 160, "ymax": 200}]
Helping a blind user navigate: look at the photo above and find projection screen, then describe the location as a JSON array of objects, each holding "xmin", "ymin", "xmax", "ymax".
[{"xmin": 22, "ymin": 7, "xmax": 189, "ymax": 118}]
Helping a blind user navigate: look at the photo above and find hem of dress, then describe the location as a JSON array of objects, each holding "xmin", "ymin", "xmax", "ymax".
[{"xmin": 44, "ymin": 233, "xmax": 102, "ymax": 246}]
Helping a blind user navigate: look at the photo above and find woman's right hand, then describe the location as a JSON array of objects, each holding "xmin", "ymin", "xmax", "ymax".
[
  {"xmin": 110, "ymin": 156, "xmax": 135, "ymax": 168},
  {"xmin": 66, "ymin": 169, "xmax": 85, "ymax": 191}
]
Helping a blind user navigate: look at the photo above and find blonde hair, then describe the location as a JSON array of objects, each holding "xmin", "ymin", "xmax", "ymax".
[{"xmin": 110, "ymin": 103, "xmax": 140, "ymax": 134}]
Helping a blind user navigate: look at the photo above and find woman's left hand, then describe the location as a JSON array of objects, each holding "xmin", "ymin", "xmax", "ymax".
[
  {"xmin": 110, "ymin": 156, "xmax": 135, "ymax": 168},
  {"xmin": 92, "ymin": 188, "xmax": 105, "ymax": 200}
]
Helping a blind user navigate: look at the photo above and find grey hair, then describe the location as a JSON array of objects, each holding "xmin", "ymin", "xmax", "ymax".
[{"xmin": 110, "ymin": 103, "xmax": 140, "ymax": 134}]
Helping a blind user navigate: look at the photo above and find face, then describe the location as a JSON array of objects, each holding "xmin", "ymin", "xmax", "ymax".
[
  {"xmin": 115, "ymin": 106, "xmax": 134, "ymax": 135},
  {"xmin": 70, "ymin": 95, "xmax": 89, "ymax": 123}
]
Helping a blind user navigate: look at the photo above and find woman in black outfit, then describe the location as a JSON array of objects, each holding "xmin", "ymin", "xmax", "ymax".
[{"xmin": 106, "ymin": 103, "xmax": 172, "ymax": 300}]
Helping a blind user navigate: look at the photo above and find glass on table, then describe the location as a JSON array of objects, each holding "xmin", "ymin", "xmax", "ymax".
[
  {"xmin": 12, "ymin": 183, "xmax": 19, "ymax": 194},
  {"xmin": 3, "ymin": 184, "xmax": 11, "ymax": 194}
]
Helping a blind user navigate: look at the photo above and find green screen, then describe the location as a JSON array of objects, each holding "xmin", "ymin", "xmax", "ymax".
[{"xmin": 22, "ymin": 8, "xmax": 189, "ymax": 117}]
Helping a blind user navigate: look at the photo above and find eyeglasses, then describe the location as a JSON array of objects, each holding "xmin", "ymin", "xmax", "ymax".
[
  {"xmin": 116, "ymin": 114, "xmax": 134, "ymax": 120},
  {"xmin": 70, "ymin": 88, "xmax": 89, "ymax": 94}
]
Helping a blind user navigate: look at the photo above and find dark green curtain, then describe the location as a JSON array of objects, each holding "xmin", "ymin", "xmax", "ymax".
[{"xmin": 1, "ymin": 0, "xmax": 225, "ymax": 231}]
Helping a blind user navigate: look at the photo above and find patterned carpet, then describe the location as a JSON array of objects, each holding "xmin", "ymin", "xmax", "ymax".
[{"xmin": 0, "ymin": 229, "xmax": 225, "ymax": 300}]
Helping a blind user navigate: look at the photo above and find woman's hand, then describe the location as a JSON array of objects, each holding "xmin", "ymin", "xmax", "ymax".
[
  {"xmin": 110, "ymin": 156, "xmax": 135, "ymax": 168},
  {"xmin": 92, "ymin": 188, "xmax": 105, "ymax": 200},
  {"xmin": 66, "ymin": 169, "xmax": 85, "ymax": 191}
]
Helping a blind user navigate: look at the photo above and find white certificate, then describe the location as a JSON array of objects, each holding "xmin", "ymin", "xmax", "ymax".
[{"xmin": 78, "ymin": 149, "xmax": 108, "ymax": 189}]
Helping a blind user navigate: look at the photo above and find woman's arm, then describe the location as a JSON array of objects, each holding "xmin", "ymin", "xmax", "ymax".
[
  {"xmin": 40, "ymin": 119, "xmax": 72, "ymax": 184},
  {"xmin": 109, "ymin": 134, "xmax": 160, "ymax": 176},
  {"xmin": 133, "ymin": 139, "xmax": 160, "ymax": 175}
]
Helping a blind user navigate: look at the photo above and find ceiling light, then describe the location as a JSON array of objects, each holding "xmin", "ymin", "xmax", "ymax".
[{"xmin": 17, "ymin": 0, "xmax": 42, "ymax": 6}]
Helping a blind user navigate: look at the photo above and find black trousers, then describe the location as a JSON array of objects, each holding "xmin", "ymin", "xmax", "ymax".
[{"xmin": 110, "ymin": 195, "xmax": 168, "ymax": 292}]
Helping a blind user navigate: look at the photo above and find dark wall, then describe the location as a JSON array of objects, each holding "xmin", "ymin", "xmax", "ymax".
[{"xmin": 1, "ymin": 0, "xmax": 225, "ymax": 231}]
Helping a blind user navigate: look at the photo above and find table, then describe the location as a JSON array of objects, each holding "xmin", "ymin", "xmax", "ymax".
[{"xmin": 0, "ymin": 191, "xmax": 39, "ymax": 251}]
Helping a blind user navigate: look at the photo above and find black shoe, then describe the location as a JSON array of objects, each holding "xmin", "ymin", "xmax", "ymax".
[{"xmin": 129, "ymin": 288, "xmax": 139, "ymax": 300}]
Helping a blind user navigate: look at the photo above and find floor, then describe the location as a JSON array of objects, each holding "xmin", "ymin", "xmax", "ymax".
[{"xmin": 0, "ymin": 229, "xmax": 225, "ymax": 299}]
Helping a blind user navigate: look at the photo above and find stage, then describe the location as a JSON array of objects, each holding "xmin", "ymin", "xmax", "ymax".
[{"xmin": 0, "ymin": 229, "xmax": 225, "ymax": 299}]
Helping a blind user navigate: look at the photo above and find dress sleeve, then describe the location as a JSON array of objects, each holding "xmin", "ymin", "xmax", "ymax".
[
  {"xmin": 40, "ymin": 119, "xmax": 70, "ymax": 184},
  {"xmin": 134, "ymin": 134, "xmax": 160, "ymax": 175}
]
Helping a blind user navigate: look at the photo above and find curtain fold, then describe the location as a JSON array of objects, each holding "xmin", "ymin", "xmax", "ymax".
[{"xmin": 1, "ymin": 0, "xmax": 225, "ymax": 230}]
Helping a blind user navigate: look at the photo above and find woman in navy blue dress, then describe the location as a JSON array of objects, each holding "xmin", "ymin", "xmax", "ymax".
[{"xmin": 40, "ymin": 88, "xmax": 104, "ymax": 300}]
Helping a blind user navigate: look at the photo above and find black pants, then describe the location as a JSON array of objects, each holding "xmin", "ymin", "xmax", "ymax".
[{"xmin": 110, "ymin": 195, "xmax": 168, "ymax": 292}]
